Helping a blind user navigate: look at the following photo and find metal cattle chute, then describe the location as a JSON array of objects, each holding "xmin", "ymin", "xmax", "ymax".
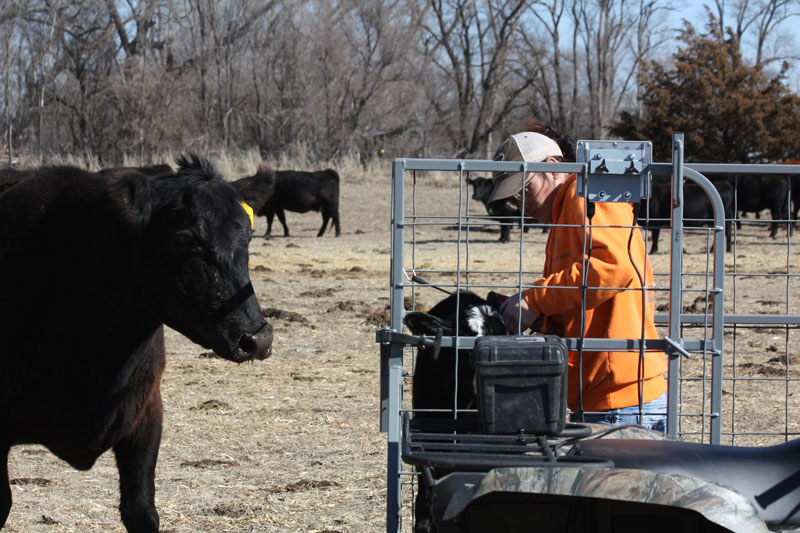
[{"xmin": 377, "ymin": 133, "xmax": 800, "ymax": 532}]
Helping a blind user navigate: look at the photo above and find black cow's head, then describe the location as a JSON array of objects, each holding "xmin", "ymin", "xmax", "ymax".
[
  {"xmin": 109, "ymin": 155, "xmax": 273, "ymax": 363},
  {"xmin": 404, "ymin": 290, "xmax": 505, "ymax": 415},
  {"xmin": 465, "ymin": 176, "xmax": 494, "ymax": 206},
  {"xmin": 232, "ymin": 163, "xmax": 276, "ymax": 214},
  {"xmin": 405, "ymin": 290, "xmax": 506, "ymax": 339}
]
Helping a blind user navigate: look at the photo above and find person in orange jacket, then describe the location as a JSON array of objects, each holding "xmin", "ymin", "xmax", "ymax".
[{"xmin": 488, "ymin": 119, "xmax": 667, "ymax": 431}]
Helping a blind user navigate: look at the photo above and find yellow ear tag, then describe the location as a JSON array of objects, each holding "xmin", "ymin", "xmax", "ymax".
[{"xmin": 240, "ymin": 201, "xmax": 254, "ymax": 229}]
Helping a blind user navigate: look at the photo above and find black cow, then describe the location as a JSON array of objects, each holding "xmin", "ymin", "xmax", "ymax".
[
  {"xmin": 640, "ymin": 179, "xmax": 734, "ymax": 254},
  {"xmin": 231, "ymin": 163, "xmax": 276, "ymax": 216},
  {"xmin": 405, "ymin": 290, "xmax": 506, "ymax": 417},
  {"xmin": 99, "ymin": 163, "xmax": 174, "ymax": 178},
  {"xmin": 403, "ymin": 290, "xmax": 505, "ymax": 533},
  {"xmin": 260, "ymin": 168, "xmax": 340, "ymax": 237},
  {"xmin": 718, "ymin": 174, "xmax": 788, "ymax": 238},
  {"xmin": 465, "ymin": 176, "xmax": 538, "ymax": 242},
  {"xmin": 778, "ymin": 161, "xmax": 800, "ymax": 224},
  {"xmin": 0, "ymin": 156, "xmax": 273, "ymax": 532},
  {"xmin": 791, "ymin": 175, "xmax": 800, "ymax": 223}
]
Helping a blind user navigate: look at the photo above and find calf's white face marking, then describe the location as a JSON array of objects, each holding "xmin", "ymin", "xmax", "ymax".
[{"xmin": 466, "ymin": 305, "xmax": 498, "ymax": 336}]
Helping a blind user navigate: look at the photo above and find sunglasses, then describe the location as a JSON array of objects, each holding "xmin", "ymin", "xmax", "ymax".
[
  {"xmin": 505, "ymin": 190, "xmax": 524, "ymax": 212},
  {"xmin": 504, "ymin": 175, "xmax": 535, "ymax": 212}
]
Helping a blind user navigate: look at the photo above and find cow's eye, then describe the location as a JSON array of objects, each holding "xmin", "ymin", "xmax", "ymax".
[{"xmin": 175, "ymin": 231, "xmax": 200, "ymax": 251}]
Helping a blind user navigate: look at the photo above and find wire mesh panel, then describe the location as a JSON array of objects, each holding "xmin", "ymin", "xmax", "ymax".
[
  {"xmin": 377, "ymin": 141, "xmax": 800, "ymax": 532},
  {"xmin": 677, "ymin": 163, "xmax": 800, "ymax": 446}
]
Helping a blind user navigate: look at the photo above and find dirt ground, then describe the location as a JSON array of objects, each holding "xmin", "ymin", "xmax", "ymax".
[{"xmin": 5, "ymin": 168, "xmax": 800, "ymax": 532}]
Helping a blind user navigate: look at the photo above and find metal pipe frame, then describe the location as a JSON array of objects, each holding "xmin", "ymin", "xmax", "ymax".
[{"xmin": 378, "ymin": 141, "xmax": 800, "ymax": 531}]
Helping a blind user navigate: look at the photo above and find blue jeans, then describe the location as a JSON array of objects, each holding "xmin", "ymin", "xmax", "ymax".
[{"xmin": 570, "ymin": 392, "xmax": 667, "ymax": 432}]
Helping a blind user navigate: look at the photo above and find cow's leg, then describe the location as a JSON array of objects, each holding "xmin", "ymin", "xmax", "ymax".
[
  {"xmin": 498, "ymin": 223, "xmax": 510, "ymax": 243},
  {"xmin": 770, "ymin": 208, "xmax": 780, "ymax": 238},
  {"xmin": 276, "ymin": 209, "xmax": 290, "ymax": 237},
  {"xmin": 317, "ymin": 213, "xmax": 330, "ymax": 237},
  {"xmin": 725, "ymin": 220, "xmax": 733, "ymax": 252},
  {"xmin": 649, "ymin": 228, "xmax": 660, "ymax": 254},
  {"xmin": 1, "ymin": 446, "xmax": 10, "ymax": 529},
  {"xmin": 113, "ymin": 396, "xmax": 162, "ymax": 533},
  {"xmin": 265, "ymin": 211, "xmax": 276, "ymax": 238},
  {"xmin": 332, "ymin": 210, "xmax": 340, "ymax": 237}
]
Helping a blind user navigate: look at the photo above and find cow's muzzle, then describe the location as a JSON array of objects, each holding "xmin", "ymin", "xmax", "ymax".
[{"xmin": 238, "ymin": 322, "xmax": 273, "ymax": 360}]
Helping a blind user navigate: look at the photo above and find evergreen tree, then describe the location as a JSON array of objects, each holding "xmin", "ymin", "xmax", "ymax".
[{"xmin": 611, "ymin": 20, "xmax": 800, "ymax": 163}]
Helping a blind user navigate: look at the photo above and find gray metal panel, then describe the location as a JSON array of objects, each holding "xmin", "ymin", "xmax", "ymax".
[
  {"xmin": 667, "ymin": 134, "xmax": 686, "ymax": 437},
  {"xmin": 395, "ymin": 157, "xmax": 586, "ymax": 174},
  {"xmin": 682, "ymin": 166, "xmax": 726, "ymax": 444},
  {"xmin": 687, "ymin": 163, "xmax": 800, "ymax": 175},
  {"xmin": 656, "ymin": 313, "xmax": 800, "ymax": 325},
  {"xmin": 384, "ymin": 159, "xmax": 408, "ymax": 532}
]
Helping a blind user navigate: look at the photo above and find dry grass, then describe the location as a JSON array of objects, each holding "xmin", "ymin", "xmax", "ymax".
[
  {"xmin": 12, "ymin": 146, "xmax": 385, "ymax": 186},
  {"xmin": 4, "ymin": 159, "xmax": 799, "ymax": 531}
]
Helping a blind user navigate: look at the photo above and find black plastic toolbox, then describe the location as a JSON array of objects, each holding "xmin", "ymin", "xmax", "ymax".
[{"xmin": 471, "ymin": 335, "xmax": 568, "ymax": 436}]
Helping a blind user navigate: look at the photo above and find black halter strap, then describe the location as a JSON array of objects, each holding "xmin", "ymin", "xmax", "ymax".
[{"xmin": 211, "ymin": 282, "xmax": 255, "ymax": 322}]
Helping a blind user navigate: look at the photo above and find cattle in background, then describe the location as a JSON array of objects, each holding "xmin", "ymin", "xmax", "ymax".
[
  {"xmin": 640, "ymin": 179, "xmax": 734, "ymax": 254},
  {"xmin": 260, "ymin": 168, "xmax": 340, "ymax": 237},
  {"xmin": 792, "ymin": 175, "xmax": 800, "ymax": 224},
  {"xmin": 0, "ymin": 156, "xmax": 273, "ymax": 533},
  {"xmin": 403, "ymin": 290, "xmax": 505, "ymax": 533},
  {"xmin": 99, "ymin": 163, "xmax": 174, "ymax": 178},
  {"xmin": 776, "ymin": 160, "xmax": 800, "ymax": 223},
  {"xmin": 465, "ymin": 176, "xmax": 538, "ymax": 242},
  {"xmin": 717, "ymin": 174, "xmax": 788, "ymax": 238},
  {"xmin": 231, "ymin": 163, "xmax": 276, "ymax": 217}
]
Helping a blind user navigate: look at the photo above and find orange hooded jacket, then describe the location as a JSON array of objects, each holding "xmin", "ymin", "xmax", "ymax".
[{"xmin": 523, "ymin": 174, "xmax": 666, "ymax": 412}]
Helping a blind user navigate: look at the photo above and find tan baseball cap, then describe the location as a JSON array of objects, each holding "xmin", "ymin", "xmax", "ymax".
[{"xmin": 487, "ymin": 132, "xmax": 563, "ymax": 207}]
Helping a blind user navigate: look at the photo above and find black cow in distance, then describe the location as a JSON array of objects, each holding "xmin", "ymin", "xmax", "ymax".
[
  {"xmin": 99, "ymin": 163, "xmax": 174, "ymax": 178},
  {"xmin": 260, "ymin": 168, "xmax": 341, "ymax": 237},
  {"xmin": 640, "ymin": 179, "xmax": 734, "ymax": 254},
  {"xmin": 231, "ymin": 163, "xmax": 277, "ymax": 217},
  {"xmin": 718, "ymin": 174, "xmax": 789, "ymax": 239},
  {"xmin": 466, "ymin": 176, "xmax": 537, "ymax": 242},
  {"xmin": 0, "ymin": 156, "xmax": 273, "ymax": 532}
]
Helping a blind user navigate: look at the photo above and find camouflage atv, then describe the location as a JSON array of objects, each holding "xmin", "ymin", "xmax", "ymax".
[{"xmin": 404, "ymin": 418, "xmax": 789, "ymax": 532}]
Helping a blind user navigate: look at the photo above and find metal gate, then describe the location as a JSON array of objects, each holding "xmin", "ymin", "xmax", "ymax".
[{"xmin": 376, "ymin": 132, "xmax": 800, "ymax": 532}]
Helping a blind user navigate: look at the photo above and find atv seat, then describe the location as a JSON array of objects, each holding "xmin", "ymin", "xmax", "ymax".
[{"xmin": 574, "ymin": 437, "xmax": 800, "ymax": 527}]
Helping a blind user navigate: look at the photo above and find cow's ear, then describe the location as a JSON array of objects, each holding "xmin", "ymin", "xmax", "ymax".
[
  {"xmin": 404, "ymin": 312, "xmax": 455, "ymax": 336},
  {"xmin": 108, "ymin": 170, "xmax": 153, "ymax": 232}
]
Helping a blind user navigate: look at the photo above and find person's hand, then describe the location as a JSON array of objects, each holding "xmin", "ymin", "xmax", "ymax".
[{"xmin": 499, "ymin": 292, "xmax": 537, "ymax": 333}]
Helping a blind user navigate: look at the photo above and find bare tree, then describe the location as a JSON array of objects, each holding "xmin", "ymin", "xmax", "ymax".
[
  {"xmin": 521, "ymin": 0, "xmax": 578, "ymax": 134},
  {"xmin": 420, "ymin": 0, "xmax": 532, "ymax": 157},
  {"xmin": 0, "ymin": 0, "xmax": 796, "ymax": 163},
  {"xmin": 564, "ymin": 0, "xmax": 673, "ymax": 138},
  {"xmin": 630, "ymin": 1, "xmax": 676, "ymax": 119},
  {"xmin": 573, "ymin": 0, "xmax": 631, "ymax": 137},
  {"xmin": 708, "ymin": 0, "xmax": 800, "ymax": 66}
]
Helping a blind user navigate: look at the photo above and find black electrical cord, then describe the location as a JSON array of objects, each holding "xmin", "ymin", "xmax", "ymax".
[
  {"xmin": 579, "ymin": 201, "xmax": 649, "ymax": 425},
  {"xmin": 576, "ymin": 200, "xmax": 596, "ymax": 422},
  {"xmin": 627, "ymin": 202, "xmax": 648, "ymax": 424}
]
